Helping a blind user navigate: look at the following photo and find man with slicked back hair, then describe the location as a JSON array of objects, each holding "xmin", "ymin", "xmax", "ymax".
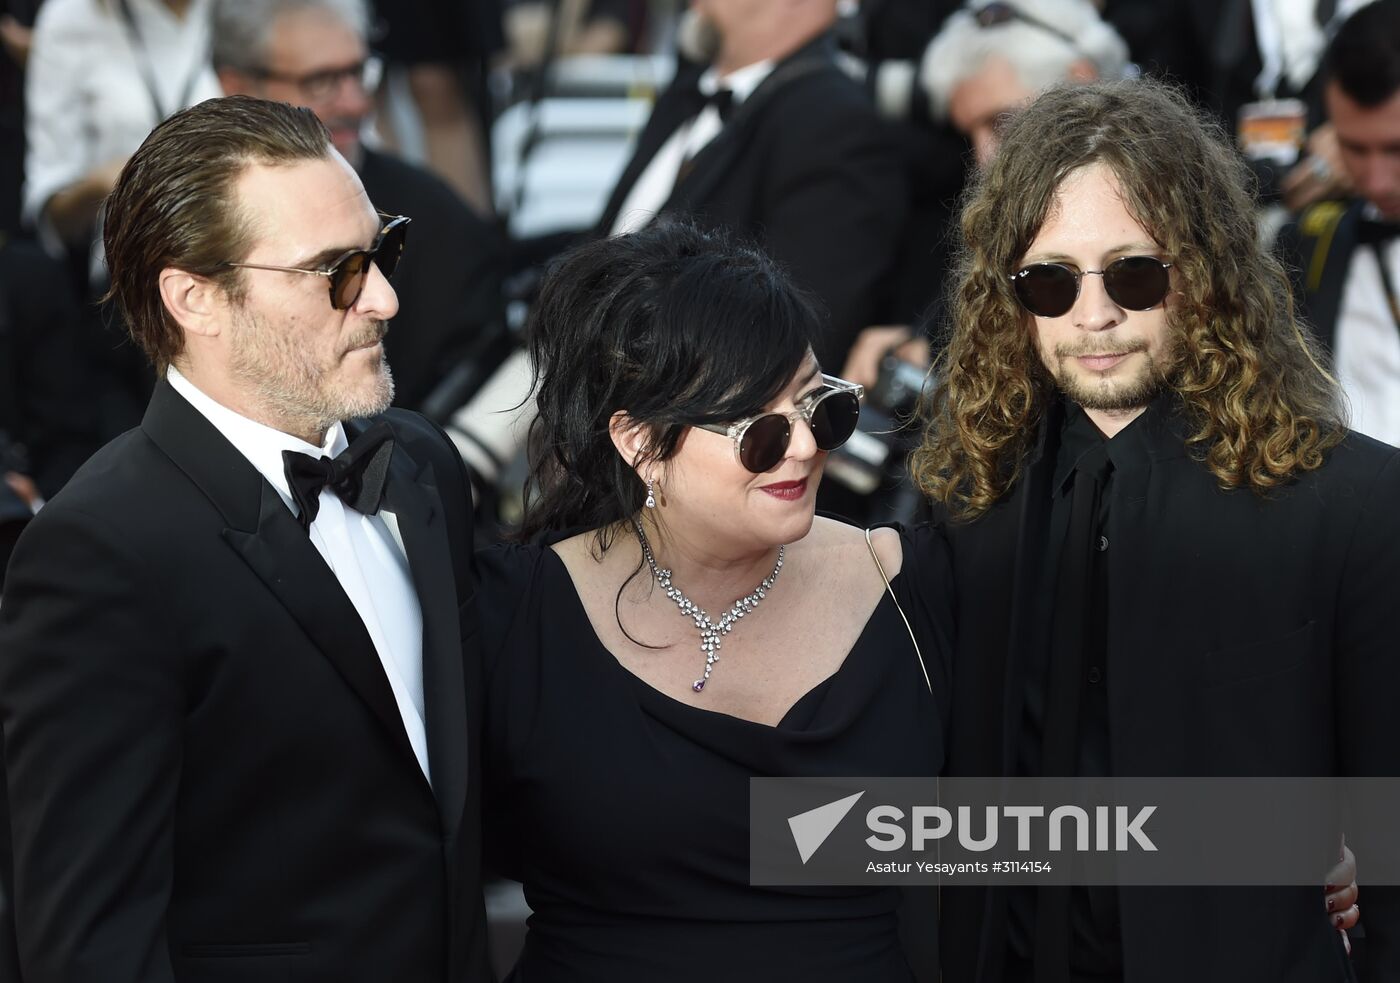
[{"xmin": 0, "ymin": 96, "xmax": 489, "ymax": 983}]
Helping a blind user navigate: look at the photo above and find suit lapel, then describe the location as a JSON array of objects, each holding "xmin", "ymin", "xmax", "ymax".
[
  {"xmin": 595, "ymin": 66, "xmax": 706, "ymax": 234},
  {"xmin": 222, "ymin": 487, "xmax": 423, "ymax": 774},
  {"xmin": 1102, "ymin": 402, "xmax": 1189, "ymax": 761},
  {"xmin": 375, "ymin": 432, "xmax": 468, "ymax": 840},
  {"xmin": 663, "ymin": 42, "xmax": 836, "ymax": 217},
  {"xmin": 663, "ymin": 120, "xmax": 743, "ymax": 216},
  {"xmin": 142, "ymin": 381, "xmax": 426, "ymax": 785},
  {"xmin": 1000, "ymin": 403, "xmax": 1063, "ymax": 775}
]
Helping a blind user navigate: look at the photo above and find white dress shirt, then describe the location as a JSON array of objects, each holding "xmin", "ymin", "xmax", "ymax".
[
  {"xmin": 23, "ymin": 0, "xmax": 221, "ymax": 241},
  {"xmin": 610, "ymin": 59, "xmax": 775, "ymax": 237},
  {"xmin": 167, "ymin": 367, "xmax": 432, "ymax": 782},
  {"xmin": 1335, "ymin": 231, "xmax": 1400, "ymax": 448},
  {"xmin": 1250, "ymin": 0, "xmax": 1375, "ymax": 96}
]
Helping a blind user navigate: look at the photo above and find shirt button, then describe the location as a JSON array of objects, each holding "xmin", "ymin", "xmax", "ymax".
[
  {"xmin": 1088, "ymin": 667, "xmax": 1102, "ymax": 684},
  {"xmin": 1097, "ymin": 535, "xmax": 1109, "ymax": 552}
]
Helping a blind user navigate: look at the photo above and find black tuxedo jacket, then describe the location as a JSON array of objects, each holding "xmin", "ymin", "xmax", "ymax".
[
  {"xmin": 1279, "ymin": 198, "xmax": 1368, "ymax": 355},
  {"xmin": 931, "ymin": 400, "xmax": 1400, "ymax": 983},
  {"xmin": 595, "ymin": 33, "xmax": 909, "ymax": 370},
  {"xmin": 0, "ymin": 380, "xmax": 489, "ymax": 982}
]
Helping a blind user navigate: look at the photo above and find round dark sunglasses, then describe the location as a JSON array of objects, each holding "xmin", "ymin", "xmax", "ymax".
[
  {"xmin": 224, "ymin": 213, "xmax": 411, "ymax": 310},
  {"xmin": 1009, "ymin": 255, "xmax": 1172, "ymax": 319},
  {"xmin": 696, "ymin": 374, "xmax": 864, "ymax": 473}
]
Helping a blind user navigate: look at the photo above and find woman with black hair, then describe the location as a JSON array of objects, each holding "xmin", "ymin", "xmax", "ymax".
[{"xmin": 477, "ymin": 219, "xmax": 950, "ymax": 981}]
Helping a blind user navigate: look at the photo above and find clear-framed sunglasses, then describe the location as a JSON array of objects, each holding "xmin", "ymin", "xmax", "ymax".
[{"xmin": 695, "ymin": 374, "xmax": 864, "ymax": 473}]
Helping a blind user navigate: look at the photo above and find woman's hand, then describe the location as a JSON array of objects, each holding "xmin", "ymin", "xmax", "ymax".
[{"xmin": 1324, "ymin": 842, "xmax": 1360, "ymax": 953}]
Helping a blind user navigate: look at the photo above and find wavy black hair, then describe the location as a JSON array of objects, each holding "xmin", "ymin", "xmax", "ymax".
[{"xmin": 518, "ymin": 220, "xmax": 822, "ymax": 546}]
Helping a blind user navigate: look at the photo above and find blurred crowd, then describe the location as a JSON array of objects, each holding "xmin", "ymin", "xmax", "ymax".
[{"xmin": 3, "ymin": 0, "xmax": 1400, "ymax": 558}]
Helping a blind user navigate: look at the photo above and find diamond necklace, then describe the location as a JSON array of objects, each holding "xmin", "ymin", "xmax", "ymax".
[{"xmin": 632, "ymin": 519, "xmax": 785, "ymax": 693}]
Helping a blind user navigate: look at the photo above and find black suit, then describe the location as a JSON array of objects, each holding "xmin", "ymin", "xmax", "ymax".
[
  {"xmin": 933, "ymin": 399, "xmax": 1400, "ymax": 983},
  {"xmin": 1278, "ymin": 197, "xmax": 1368, "ymax": 355},
  {"xmin": 596, "ymin": 33, "xmax": 909, "ymax": 370},
  {"xmin": 0, "ymin": 380, "xmax": 490, "ymax": 982}
]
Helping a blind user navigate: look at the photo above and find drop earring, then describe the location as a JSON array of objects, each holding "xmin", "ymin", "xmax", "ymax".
[{"xmin": 645, "ymin": 477, "xmax": 656, "ymax": 509}]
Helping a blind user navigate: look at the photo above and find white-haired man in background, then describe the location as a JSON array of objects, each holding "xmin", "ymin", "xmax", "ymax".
[
  {"xmin": 920, "ymin": 0, "xmax": 1130, "ymax": 166},
  {"xmin": 843, "ymin": 0, "xmax": 1130, "ymax": 391}
]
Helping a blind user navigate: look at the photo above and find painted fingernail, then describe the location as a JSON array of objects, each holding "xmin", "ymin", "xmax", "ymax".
[
  {"xmin": 1335, "ymin": 914, "xmax": 1345, "ymax": 927},
  {"xmin": 1324, "ymin": 884, "xmax": 1336, "ymax": 893},
  {"xmin": 1327, "ymin": 898, "xmax": 1335, "ymax": 911}
]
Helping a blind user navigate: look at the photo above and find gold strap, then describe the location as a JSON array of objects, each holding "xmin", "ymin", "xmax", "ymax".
[{"xmin": 864, "ymin": 528, "xmax": 932, "ymax": 695}]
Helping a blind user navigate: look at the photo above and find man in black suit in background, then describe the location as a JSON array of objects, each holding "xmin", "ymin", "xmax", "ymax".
[
  {"xmin": 596, "ymin": 0, "xmax": 908, "ymax": 371},
  {"xmin": 915, "ymin": 78, "xmax": 1396, "ymax": 982},
  {"xmin": 0, "ymin": 97, "xmax": 489, "ymax": 982}
]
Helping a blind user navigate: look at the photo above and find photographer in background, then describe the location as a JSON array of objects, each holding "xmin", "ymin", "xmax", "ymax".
[{"xmin": 1281, "ymin": 0, "xmax": 1400, "ymax": 448}]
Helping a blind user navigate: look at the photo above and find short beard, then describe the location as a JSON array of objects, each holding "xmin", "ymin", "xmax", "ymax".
[
  {"xmin": 229, "ymin": 310, "xmax": 395, "ymax": 439},
  {"xmin": 1049, "ymin": 335, "xmax": 1177, "ymax": 413}
]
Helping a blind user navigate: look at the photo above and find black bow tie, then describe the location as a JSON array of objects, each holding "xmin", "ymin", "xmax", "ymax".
[
  {"xmin": 282, "ymin": 421, "xmax": 395, "ymax": 532},
  {"xmin": 683, "ymin": 82, "xmax": 734, "ymax": 124},
  {"xmin": 1357, "ymin": 216, "xmax": 1400, "ymax": 246},
  {"xmin": 704, "ymin": 86, "xmax": 735, "ymax": 123}
]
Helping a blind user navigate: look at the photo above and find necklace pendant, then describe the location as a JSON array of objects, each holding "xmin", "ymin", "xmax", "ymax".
[{"xmin": 633, "ymin": 520, "xmax": 784, "ymax": 698}]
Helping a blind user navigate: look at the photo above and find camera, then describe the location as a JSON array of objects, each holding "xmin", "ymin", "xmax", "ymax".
[
  {"xmin": 816, "ymin": 350, "xmax": 938, "ymax": 525},
  {"xmin": 868, "ymin": 350, "xmax": 935, "ymax": 420}
]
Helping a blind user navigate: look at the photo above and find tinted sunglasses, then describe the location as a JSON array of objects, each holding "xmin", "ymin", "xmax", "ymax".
[
  {"xmin": 1009, "ymin": 256, "xmax": 1172, "ymax": 319},
  {"xmin": 696, "ymin": 374, "xmax": 864, "ymax": 473},
  {"xmin": 225, "ymin": 212, "xmax": 411, "ymax": 310}
]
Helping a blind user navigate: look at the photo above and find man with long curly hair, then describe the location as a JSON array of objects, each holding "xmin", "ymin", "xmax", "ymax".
[{"xmin": 914, "ymin": 78, "xmax": 1399, "ymax": 983}]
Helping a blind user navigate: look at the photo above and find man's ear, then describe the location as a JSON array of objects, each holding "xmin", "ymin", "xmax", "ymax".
[
  {"xmin": 608, "ymin": 410, "xmax": 651, "ymax": 474},
  {"xmin": 158, "ymin": 267, "xmax": 227, "ymax": 341}
]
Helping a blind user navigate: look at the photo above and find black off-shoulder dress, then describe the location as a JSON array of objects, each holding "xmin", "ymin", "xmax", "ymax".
[{"xmin": 478, "ymin": 526, "xmax": 951, "ymax": 983}]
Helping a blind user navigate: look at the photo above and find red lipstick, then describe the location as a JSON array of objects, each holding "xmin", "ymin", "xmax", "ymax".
[{"xmin": 759, "ymin": 478, "xmax": 809, "ymax": 501}]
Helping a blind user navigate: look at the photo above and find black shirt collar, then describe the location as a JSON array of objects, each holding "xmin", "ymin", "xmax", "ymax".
[{"xmin": 1050, "ymin": 397, "xmax": 1159, "ymax": 497}]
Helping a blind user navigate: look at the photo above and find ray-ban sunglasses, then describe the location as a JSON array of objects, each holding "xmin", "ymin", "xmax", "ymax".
[
  {"xmin": 1009, "ymin": 255, "xmax": 1173, "ymax": 319},
  {"xmin": 224, "ymin": 212, "xmax": 411, "ymax": 310},
  {"xmin": 696, "ymin": 374, "xmax": 864, "ymax": 473}
]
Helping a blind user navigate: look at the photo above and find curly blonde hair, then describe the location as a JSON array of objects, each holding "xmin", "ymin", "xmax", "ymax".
[{"xmin": 913, "ymin": 78, "xmax": 1345, "ymax": 520}]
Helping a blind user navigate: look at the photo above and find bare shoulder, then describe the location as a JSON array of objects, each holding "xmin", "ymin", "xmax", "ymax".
[
  {"xmin": 547, "ymin": 529, "xmax": 595, "ymax": 567},
  {"xmin": 866, "ymin": 526, "xmax": 904, "ymax": 580},
  {"xmin": 548, "ymin": 527, "xmax": 636, "ymax": 599},
  {"xmin": 795, "ymin": 515, "xmax": 904, "ymax": 580},
  {"xmin": 543, "ymin": 532, "xmax": 604, "ymax": 576}
]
